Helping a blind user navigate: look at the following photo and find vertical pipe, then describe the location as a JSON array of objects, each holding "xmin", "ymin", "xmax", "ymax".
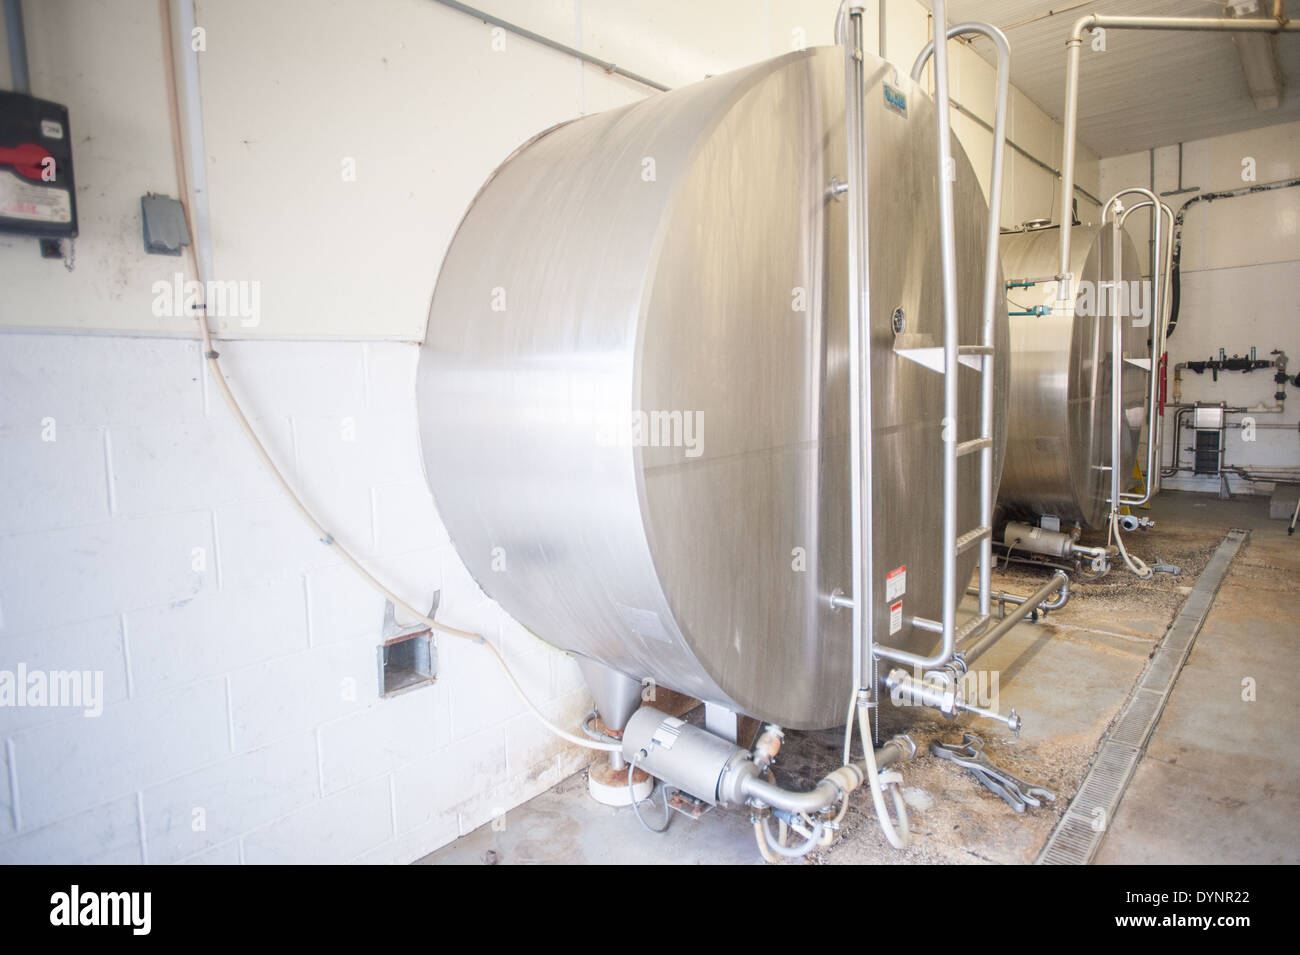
[
  {"xmin": 172, "ymin": 0, "xmax": 216, "ymax": 298},
  {"xmin": 1057, "ymin": 20, "xmax": 1089, "ymax": 300},
  {"xmin": 879, "ymin": 0, "xmax": 887, "ymax": 60},
  {"xmin": 1110, "ymin": 212, "xmax": 1123, "ymax": 517},
  {"xmin": 976, "ymin": 27, "xmax": 1009, "ymax": 620},
  {"xmin": 3, "ymin": 0, "xmax": 31, "ymax": 93},
  {"xmin": 930, "ymin": 0, "xmax": 960, "ymax": 663},
  {"xmin": 837, "ymin": 4, "xmax": 874, "ymax": 694}
]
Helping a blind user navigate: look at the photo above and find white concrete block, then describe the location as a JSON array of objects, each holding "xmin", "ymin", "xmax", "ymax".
[
  {"xmin": 317, "ymin": 683, "xmax": 452, "ymax": 795},
  {"xmin": 503, "ymin": 690, "xmax": 587, "ymax": 778},
  {"xmin": 293, "ymin": 412, "xmax": 424, "ymax": 493},
  {"xmin": 363, "ymin": 342, "xmax": 418, "ymax": 413},
  {"xmin": 241, "ymin": 775, "xmax": 391, "ymax": 865},
  {"xmin": 372, "ymin": 482, "xmax": 448, "ymax": 556},
  {"xmin": 213, "ymin": 341, "xmax": 366, "ymax": 418},
  {"xmin": 0, "ymin": 794, "xmax": 142, "ymax": 864},
  {"xmin": 0, "ymin": 335, "xmax": 204, "ymax": 429},
  {"xmin": 213, "ymin": 497, "xmax": 347, "ymax": 592},
  {"xmin": 9, "ymin": 677, "xmax": 230, "ymax": 830},
  {"xmin": 457, "ymin": 754, "xmax": 571, "ymax": 838},
  {"xmin": 391, "ymin": 727, "xmax": 507, "ymax": 835},
  {"xmin": 304, "ymin": 561, "xmax": 386, "ymax": 647},
  {"xmin": 440, "ymin": 633, "xmax": 526, "ymax": 741},
  {"xmin": 141, "ymin": 732, "xmax": 318, "ymax": 864},
  {"xmin": 0, "ymin": 427, "xmax": 110, "ymax": 535},
  {"xmin": 350, "ymin": 811, "xmax": 459, "ymax": 865},
  {"xmin": 0, "ymin": 616, "xmax": 129, "ymax": 735},
  {"xmin": 178, "ymin": 839, "xmax": 241, "ymax": 865},
  {"xmin": 125, "ymin": 578, "xmax": 309, "ymax": 697},
  {"xmin": 228, "ymin": 636, "xmax": 378, "ymax": 752},
  {"xmin": 0, "ymin": 743, "xmax": 12, "ymax": 837},
  {"xmin": 0, "ymin": 511, "xmax": 215, "ymax": 634},
  {"xmin": 110, "ymin": 413, "xmax": 294, "ymax": 517}
]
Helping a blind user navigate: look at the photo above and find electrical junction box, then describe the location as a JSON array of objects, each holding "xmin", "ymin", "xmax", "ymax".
[{"xmin": 0, "ymin": 90, "xmax": 78, "ymax": 238}]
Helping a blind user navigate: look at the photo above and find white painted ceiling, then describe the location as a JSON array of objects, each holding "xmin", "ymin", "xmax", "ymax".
[{"xmin": 946, "ymin": 0, "xmax": 1300, "ymax": 156}]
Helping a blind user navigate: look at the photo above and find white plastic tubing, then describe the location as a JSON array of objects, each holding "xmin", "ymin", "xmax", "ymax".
[{"xmin": 160, "ymin": 0, "xmax": 617, "ymax": 753}]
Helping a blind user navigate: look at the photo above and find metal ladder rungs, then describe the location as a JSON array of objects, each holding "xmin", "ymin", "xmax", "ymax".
[
  {"xmin": 955, "ymin": 525, "xmax": 991, "ymax": 555},
  {"xmin": 956, "ymin": 437, "xmax": 992, "ymax": 457}
]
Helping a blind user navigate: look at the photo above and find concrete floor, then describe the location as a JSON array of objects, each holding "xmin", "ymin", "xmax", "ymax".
[
  {"xmin": 1095, "ymin": 494, "xmax": 1300, "ymax": 864},
  {"xmin": 422, "ymin": 491, "xmax": 1298, "ymax": 865}
]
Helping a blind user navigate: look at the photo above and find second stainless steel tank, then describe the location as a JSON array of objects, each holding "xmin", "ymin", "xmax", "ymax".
[{"xmin": 998, "ymin": 225, "xmax": 1148, "ymax": 529}]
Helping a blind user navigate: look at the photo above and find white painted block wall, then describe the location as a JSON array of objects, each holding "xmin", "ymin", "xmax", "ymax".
[
  {"xmin": 0, "ymin": 0, "xmax": 1102, "ymax": 863},
  {"xmin": 1100, "ymin": 120, "xmax": 1300, "ymax": 496},
  {"xmin": 0, "ymin": 335, "xmax": 592, "ymax": 863}
]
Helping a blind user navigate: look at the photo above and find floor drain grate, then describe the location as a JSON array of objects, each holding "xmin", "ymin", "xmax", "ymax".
[{"xmin": 1035, "ymin": 527, "xmax": 1248, "ymax": 865}]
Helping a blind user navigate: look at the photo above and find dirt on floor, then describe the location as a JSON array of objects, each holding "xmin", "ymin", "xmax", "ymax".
[
  {"xmin": 751, "ymin": 505, "xmax": 1238, "ymax": 865},
  {"xmin": 758, "ymin": 704, "xmax": 1120, "ymax": 865},
  {"xmin": 996, "ymin": 519, "xmax": 1223, "ymax": 628}
]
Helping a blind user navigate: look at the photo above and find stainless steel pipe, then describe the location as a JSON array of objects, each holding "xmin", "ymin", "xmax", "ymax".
[
  {"xmin": 836, "ymin": 2, "xmax": 876, "ymax": 698},
  {"xmin": 739, "ymin": 736, "xmax": 912, "ymax": 815},
  {"xmin": 4, "ymin": 0, "xmax": 30, "ymax": 93},
  {"xmin": 1058, "ymin": 12, "xmax": 1300, "ymax": 299},
  {"xmin": 960, "ymin": 571, "xmax": 1069, "ymax": 665}
]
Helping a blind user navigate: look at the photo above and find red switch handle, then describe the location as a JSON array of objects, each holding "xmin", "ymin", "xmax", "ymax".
[{"xmin": 0, "ymin": 143, "xmax": 55, "ymax": 181}]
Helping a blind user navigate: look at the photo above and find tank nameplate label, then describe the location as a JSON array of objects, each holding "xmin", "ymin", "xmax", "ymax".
[
  {"xmin": 886, "ymin": 565, "xmax": 907, "ymax": 601},
  {"xmin": 617, "ymin": 603, "xmax": 673, "ymax": 644},
  {"xmin": 889, "ymin": 600, "xmax": 903, "ymax": 635},
  {"xmin": 884, "ymin": 83, "xmax": 908, "ymax": 116}
]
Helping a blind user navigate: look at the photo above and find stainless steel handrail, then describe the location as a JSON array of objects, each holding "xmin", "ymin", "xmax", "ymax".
[
  {"xmin": 873, "ymin": 7, "xmax": 1009, "ymax": 670},
  {"xmin": 1116, "ymin": 197, "xmax": 1174, "ymax": 504},
  {"xmin": 1100, "ymin": 186, "xmax": 1167, "ymax": 516}
]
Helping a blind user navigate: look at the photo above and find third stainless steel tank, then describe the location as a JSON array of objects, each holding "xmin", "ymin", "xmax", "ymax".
[{"xmin": 998, "ymin": 225, "xmax": 1148, "ymax": 529}]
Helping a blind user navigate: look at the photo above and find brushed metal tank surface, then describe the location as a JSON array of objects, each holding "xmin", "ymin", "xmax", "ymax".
[
  {"xmin": 417, "ymin": 46, "xmax": 1007, "ymax": 729},
  {"xmin": 998, "ymin": 226, "xmax": 1147, "ymax": 529}
]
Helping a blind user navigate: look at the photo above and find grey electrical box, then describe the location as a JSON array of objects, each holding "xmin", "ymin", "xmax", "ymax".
[{"xmin": 140, "ymin": 194, "xmax": 190, "ymax": 255}]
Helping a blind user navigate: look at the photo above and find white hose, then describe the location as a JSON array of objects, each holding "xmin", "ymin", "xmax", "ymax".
[
  {"xmin": 159, "ymin": 0, "xmax": 618, "ymax": 755},
  {"xmin": 760, "ymin": 815, "xmax": 824, "ymax": 858},
  {"xmin": 1109, "ymin": 511, "xmax": 1153, "ymax": 579},
  {"xmin": 857, "ymin": 705, "xmax": 910, "ymax": 849}
]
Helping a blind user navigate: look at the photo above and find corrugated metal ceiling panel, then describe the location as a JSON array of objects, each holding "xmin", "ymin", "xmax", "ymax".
[{"xmin": 944, "ymin": 0, "xmax": 1300, "ymax": 155}]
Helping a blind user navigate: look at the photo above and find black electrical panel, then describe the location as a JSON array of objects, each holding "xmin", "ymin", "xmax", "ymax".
[{"xmin": 0, "ymin": 90, "xmax": 78, "ymax": 238}]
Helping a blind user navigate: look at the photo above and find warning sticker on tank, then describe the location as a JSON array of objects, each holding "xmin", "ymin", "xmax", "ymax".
[
  {"xmin": 886, "ymin": 565, "xmax": 907, "ymax": 601},
  {"xmin": 889, "ymin": 600, "xmax": 903, "ymax": 635}
]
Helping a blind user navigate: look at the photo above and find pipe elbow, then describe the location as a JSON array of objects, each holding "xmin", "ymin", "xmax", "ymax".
[{"xmin": 1070, "ymin": 14, "xmax": 1098, "ymax": 42}]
